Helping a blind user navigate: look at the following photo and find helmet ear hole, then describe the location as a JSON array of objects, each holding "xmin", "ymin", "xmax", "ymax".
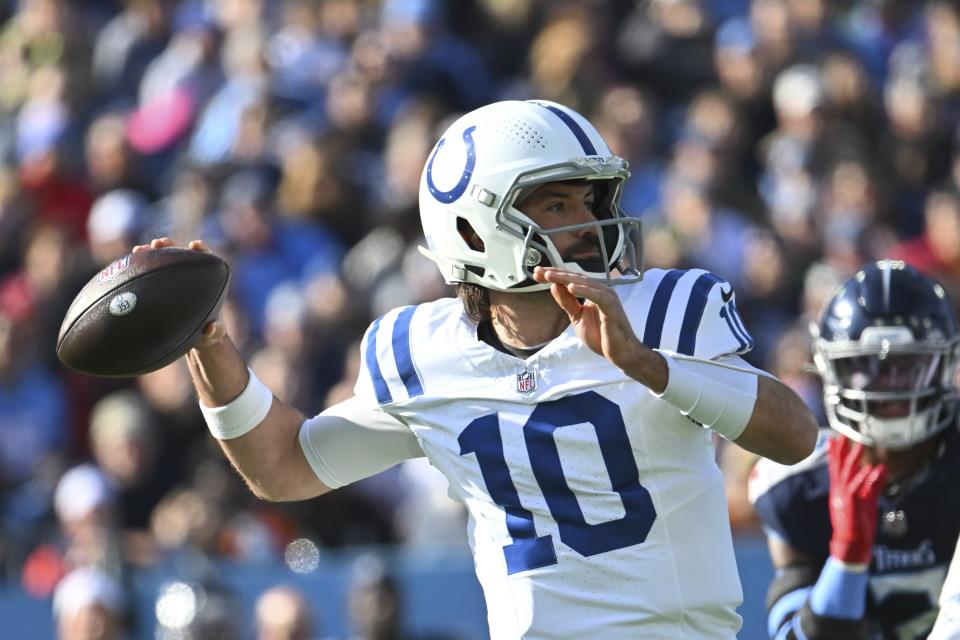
[{"xmin": 457, "ymin": 217, "xmax": 485, "ymax": 252}]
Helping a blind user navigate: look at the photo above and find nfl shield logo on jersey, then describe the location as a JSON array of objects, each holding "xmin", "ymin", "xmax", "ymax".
[{"xmin": 516, "ymin": 368, "xmax": 537, "ymax": 395}]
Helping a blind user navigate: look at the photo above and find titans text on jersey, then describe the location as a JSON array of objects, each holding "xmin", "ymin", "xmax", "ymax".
[{"xmin": 750, "ymin": 428, "xmax": 960, "ymax": 639}]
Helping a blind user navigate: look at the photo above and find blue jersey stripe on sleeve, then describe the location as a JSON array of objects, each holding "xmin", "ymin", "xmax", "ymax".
[
  {"xmin": 364, "ymin": 315, "xmax": 393, "ymax": 405},
  {"xmin": 643, "ymin": 270, "xmax": 684, "ymax": 349},
  {"xmin": 677, "ymin": 272, "xmax": 723, "ymax": 355},
  {"xmin": 392, "ymin": 306, "xmax": 424, "ymax": 399}
]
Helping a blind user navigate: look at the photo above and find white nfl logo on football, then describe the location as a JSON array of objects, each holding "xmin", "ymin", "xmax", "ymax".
[{"xmin": 97, "ymin": 255, "xmax": 131, "ymax": 283}]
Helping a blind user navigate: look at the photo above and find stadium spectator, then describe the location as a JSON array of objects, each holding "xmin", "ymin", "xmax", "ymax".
[
  {"xmin": 254, "ymin": 584, "xmax": 315, "ymax": 640},
  {"xmin": 0, "ymin": 275, "xmax": 67, "ymax": 495},
  {"xmin": 188, "ymin": 24, "xmax": 268, "ymax": 167},
  {"xmin": 877, "ymin": 73, "xmax": 953, "ymax": 237},
  {"xmin": 91, "ymin": 0, "xmax": 171, "ymax": 106},
  {"xmin": 84, "ymin": 112, "xmax": 153, "ymax": 197},
  {"xmin": 87, "ymin": 391, "xmax": 177, "ymax": 559},
  {"xmin": 86, "ymin": 189, "xmax": 150, "ymax": 266},
  {"xmin": 154, "ymin": 577, "xmax": 241, "ymax": 640},
  {"xmin": 53, "ymin": 566, "xmax": 128, "ymax": 640},
  {"xmin": 591, "ymin": 85, "xmax": 663, "ymax": 218},
  {"xmin": 375, "ymin": 0, "xmax": 494, "ymax": 122},
  {"xmin": 891, "ymin": 189, "xmax": 960, "ymax": 301},
  {"xmin": 346, "ymin": 556, "xmax": 457, "ymax": 640},
  {"xmin": 617, "ymin": 0, "xmax": 716, "ymax": 104},
  {"xmin": 21, "ymin": 464, "xmax": 122, "ymax": 599},
  {"xmin": 347, "ymin": 559, "xmax": 404, "ymax": 640},
  {"xmin": 758, "ymin": 64, "xmax": 828, "ymax": 250}
]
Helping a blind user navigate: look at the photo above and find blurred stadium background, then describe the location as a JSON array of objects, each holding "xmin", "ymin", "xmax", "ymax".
[{"xmin": 0, "ymin": 0, "xmax": 957, "ymax": 637}]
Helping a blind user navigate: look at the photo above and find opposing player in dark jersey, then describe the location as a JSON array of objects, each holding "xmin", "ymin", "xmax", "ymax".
[{"xmin": 750, "ymin": 260, "xmax": 960, "ymax": 639}]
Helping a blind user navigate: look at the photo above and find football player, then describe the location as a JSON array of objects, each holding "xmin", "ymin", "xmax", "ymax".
[
  {"xmin": 140, "ymin": 100, "xmax": 817, "ymax": 639},
  {"xmin": 750, "ymin": 261, "xmax": 960, "ymax": 639},
  {"xmin": 930, "ymin": 534, "xmax": 960, "ymax": 638}
]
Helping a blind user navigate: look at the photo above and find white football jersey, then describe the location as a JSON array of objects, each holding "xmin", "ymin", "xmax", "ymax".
[{"xmin": 348, "ymin": 268, "xmax": 752, "ymax": 639}]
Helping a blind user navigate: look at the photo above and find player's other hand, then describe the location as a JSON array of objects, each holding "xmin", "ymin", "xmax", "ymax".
[
  {"xmin": 131, "ymin": 238, "xmax": 228, "ymax": 349},
  {"xmin": 827, "ymin": 436, "xmax": 888, "ymax": 566},
  {"xmin": 533, "ymin": 266, "xmax": 642, "ymax": 370}
]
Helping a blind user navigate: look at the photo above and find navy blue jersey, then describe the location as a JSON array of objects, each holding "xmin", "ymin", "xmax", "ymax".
[{"xmin": 749, "ymin": 427, "xmax": 960, "ymax": 638}]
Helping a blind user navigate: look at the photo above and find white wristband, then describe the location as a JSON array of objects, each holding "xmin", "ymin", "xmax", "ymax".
[
  {"xmin": 652, "ymin": 351, "xmax": 758, "ymax": 441},
  {"xmin": 200, "ymin": 368, "xmax": 274, "ymax": 440}
]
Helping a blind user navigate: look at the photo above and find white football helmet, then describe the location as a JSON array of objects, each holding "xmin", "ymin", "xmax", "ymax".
[{"xmin": 417, "ymin": 100, "xmax": 643, "ymax": 292}]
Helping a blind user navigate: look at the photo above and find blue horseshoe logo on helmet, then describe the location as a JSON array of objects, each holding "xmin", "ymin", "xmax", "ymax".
[{"xmin": 426, "ymin": 125, "xmax": 476, "ymax": 204}]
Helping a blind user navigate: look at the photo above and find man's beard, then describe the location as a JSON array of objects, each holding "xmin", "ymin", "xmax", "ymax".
[{"xmin": 562, "ymin": 236, "xmax": 606, "ymax": 273}]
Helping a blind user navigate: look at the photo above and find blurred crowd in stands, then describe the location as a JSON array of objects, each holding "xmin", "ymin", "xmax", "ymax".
[{"xmin": 2, "ymin": 0, "xmax": 960, "ymax": 636}]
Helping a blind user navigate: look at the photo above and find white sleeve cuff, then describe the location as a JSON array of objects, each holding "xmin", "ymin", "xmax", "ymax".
[
  {"xmin": 652, "ymin": 351, "xmax": 758, "ymax": 441},
  {"xmin": 298, "ymin": 397, "xmax": 424, "ymax": 487}
]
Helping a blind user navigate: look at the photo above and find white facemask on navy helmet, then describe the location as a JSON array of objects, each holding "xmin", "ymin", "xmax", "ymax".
[
  {"xmin": 417, "ymin": 100, "xmax": 643, "ymax": 292},
  {"xmin": 812, "ymin": 260, "xmax": 960, "ymax": 449}
]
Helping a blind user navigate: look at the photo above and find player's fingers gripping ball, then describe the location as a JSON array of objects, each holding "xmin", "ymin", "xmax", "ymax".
[
  {"xmin": 57, "ymin": 240, "xmax": 230, "ymax": 377},
  {"xmin": 826, "ymin": 437, "xmax": 888, "ymax": 565}
]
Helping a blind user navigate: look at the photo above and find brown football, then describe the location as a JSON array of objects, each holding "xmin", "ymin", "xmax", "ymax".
[{"xmin": 56, "ymin": 247, "xmax": 230, "ymax": 377}]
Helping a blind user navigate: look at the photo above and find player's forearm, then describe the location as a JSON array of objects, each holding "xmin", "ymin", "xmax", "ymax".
[
  {"xmin": 186, "ymin": 340, "xmax": 326, "ymax": 501},
  {"xmin": 639, "ymin": 348, "xmax": 816, "ymax": 465},
  {"xmin": 619, "ymin": 341, "xmax": 668, "ymax": 392},
  {"xmin": 186, "ymin": 335, "xmax": 249, "ymax": 407},
  {"xmin": 770, "ymin": 598, "xmax": 868, "ymax": 640},
  {"xmin": 764, "ymin": 560, "xmax": 870, "ymax": 640},
  {"xmin": 780, "ymin": 558, "xmax": 869, "ymax": 639},
  {"xmin": 216, "ymin": 400, "xmax": 327, "ymax": 501},
  {"xmin": 735, "ymin": 375, "xmax": 818, "ymax": 465}
]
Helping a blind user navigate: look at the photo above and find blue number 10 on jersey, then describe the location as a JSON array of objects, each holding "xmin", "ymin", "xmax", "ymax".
[{"xmin": 459, "ymin": 391, "xmax": 657, "ymax": 574}]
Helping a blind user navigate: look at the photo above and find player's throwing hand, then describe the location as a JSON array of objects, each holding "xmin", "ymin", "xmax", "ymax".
[
  {"xmin": 132, "ymin": 237, "xmax": 228, "ymax": 348},
  {"xmin": 533, "ymin": 265, "xmax": 643, "ymax": 372},
  {"xmin": 827, "ymin": 436, "xmax": 888, "ymax": 566}
]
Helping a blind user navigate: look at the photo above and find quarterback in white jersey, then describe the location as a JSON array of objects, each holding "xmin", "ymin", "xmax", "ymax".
[
  {"xmin": 932, "ymin": 534, "xmax": 960, "ymax": 639},
  {"xmin": 142, "ymin": 100, "xmax": 818, "ymax": 640},
  {"xmin": 324, "ymin": 268, "xmax": 759, "ymax": 638}
]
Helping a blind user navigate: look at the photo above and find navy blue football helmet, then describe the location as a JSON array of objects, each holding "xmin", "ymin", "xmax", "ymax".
[{"xmin": 812, "ymin": 261, "xmax": 960, "ymax": 449}]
